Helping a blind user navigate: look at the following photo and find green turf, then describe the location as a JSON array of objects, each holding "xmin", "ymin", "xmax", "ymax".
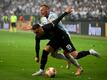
[{"xmin": 0, "ymin": 31, "xmax": 107, "ymax": 80}]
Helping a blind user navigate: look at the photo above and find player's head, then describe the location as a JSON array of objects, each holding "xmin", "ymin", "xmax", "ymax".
[
  {"xmin": 39, "ymin": 4, "xmax": 50, "ymax": 17},
  {"xmin": 32, "ymin": 24, "xmax": 44, "ymax": 36}
]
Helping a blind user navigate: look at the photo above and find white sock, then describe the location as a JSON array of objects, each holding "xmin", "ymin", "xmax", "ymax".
[
  {"xmin": 51, "ymin": 53, "xmax": 68, "ymax": 61},
  {"xmin": 40, "ymin": 69, "xmax": 44, "ymax": 72}
]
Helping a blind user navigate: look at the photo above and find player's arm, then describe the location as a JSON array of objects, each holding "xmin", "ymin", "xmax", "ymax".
[
  {"xmin": 52, "ymin": 12, "xmax": 68, "ymax": 26},
  {"xmin": 43, "ymin": 6, "xmax": 73, "ymax": 29},
  {"xmin": 52, "ymin": 6, "xmax": 72, "ymax": 26},
  {"xmin": 35, "ymin": 36, "xmax": 40, "ymax": 63}
]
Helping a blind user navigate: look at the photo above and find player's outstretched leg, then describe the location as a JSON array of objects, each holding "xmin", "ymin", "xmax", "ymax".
[
  {"xmin": 76, "ymin": 49, "xmax": 100, "ymax": 59},
  {"xmin": 66, "ymin": 49, "xmax": 101, "ymax": 69},
  {"xmin": 51, "ymin": 51, "xmax": 72, "ymax": 69},
  {"xmin": 65, "ymin": 53, "xmax": 83, "ymax": 75},
  {"xmin": 51, "ymin": 52, "xmax": 68, "ymax": 60},
  {"xmin": 89, "ymin": 49, "xmax": 101, "ymax": 58}
]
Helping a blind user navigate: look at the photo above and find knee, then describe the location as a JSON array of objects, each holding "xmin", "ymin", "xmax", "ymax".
[
  {"xmin": 70, "ymin": 51, "xmax": 78, "ymax": 58},
  {"xmin": 43, "ymin": 47, "xmax": 49, "ymax": 53},
  {"xmin": 64, "ymin": 51, "xmax": 78, "ymax": 58},
  {"xmin": 44, "ymin": 45, "xmax": 54, "ymax": 53}
]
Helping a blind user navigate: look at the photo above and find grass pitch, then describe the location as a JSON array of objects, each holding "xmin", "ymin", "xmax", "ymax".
[{"xmin": 0, "ymin": 31, "xmax": 107, "ymax": 80}]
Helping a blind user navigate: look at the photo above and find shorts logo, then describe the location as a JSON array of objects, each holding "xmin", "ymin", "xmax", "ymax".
[{"xmin": 66, "ymin": 44, "xmax": 72, "ymax": 51}]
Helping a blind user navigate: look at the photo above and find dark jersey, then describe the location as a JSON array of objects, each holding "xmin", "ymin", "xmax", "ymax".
[
  {"xmin": 41, "ymin": 12, "xmax": 76, "ymax": 52},
  {"xmin": 35, "ymin": 12, "xmax": 69, "ymax": 58},
  {"xmin": 35, "ymin": 24, "xmax": 65, "ymax": 58},
  {"xmin": 42, "ymin": 12, "xmax": 69, "ymax": 39}
]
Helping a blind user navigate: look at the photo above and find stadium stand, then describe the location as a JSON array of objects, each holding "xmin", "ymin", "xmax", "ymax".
[
  {"xmin": 0, "ymin": 0, "xmax": 107, "ymax": 20},
  {"xmin": 0, "ymin": 0, "xmax": 107, "ymax": 37}
]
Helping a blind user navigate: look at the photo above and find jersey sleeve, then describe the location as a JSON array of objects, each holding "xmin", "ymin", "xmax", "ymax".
[
  {"xmin": 48, "ymin": 13, "xmax": 58, "ymax": 22},
  {"xmin": 52, "ymin": 12, "xmax": 68, "ymax": 26},
  {"xmin": 42, "ymin": 12, "xmax": 68, "ymax": 30}
]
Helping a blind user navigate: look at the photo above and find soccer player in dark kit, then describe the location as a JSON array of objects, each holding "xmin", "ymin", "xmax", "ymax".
[
  {"xmin": 35, "ymin": 4, "xmax": 71, "ymax": 66},
  {"xmin": 23, "ymin": 6, "xmax": 100, "ymax": 76},
  {"xmin": 29, "ymin": 7, "xmax": 83, "ymax": 76},
  {"xmin": 34, "ymin": 4, "xmax": 100, "ymax": 71},
  {"xmin": 31, "ymin": 7, "xmax": 82, "ymax": 76}
]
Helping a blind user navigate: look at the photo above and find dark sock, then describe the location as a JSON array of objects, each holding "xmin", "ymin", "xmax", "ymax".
[
  {"xmin": 76, "ymin": 51, "xmax": 90, "ymax": 59},
  {"xmin": 40, "ymin": 50, "xmax": 49, "ymax": 70}
]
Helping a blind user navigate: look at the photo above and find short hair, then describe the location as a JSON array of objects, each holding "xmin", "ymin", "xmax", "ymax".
[
  {"xmin": 32, "ymin": 24, "xmax": 40, "ymax": 30},
  {"xmin": 40, "ymin": 4, "xmax": 50, "ymax": 9}
]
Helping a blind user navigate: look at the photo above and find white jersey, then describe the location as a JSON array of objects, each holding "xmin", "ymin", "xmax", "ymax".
[
  {"xmin": 40, "ymin": 12, "xmax": 58, "ymax": 25},
  {"xmin": 40, "ymin": 12, "xmax": 70, "ymax": 36}
]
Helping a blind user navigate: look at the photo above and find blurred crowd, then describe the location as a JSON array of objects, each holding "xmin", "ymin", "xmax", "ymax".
[{"xmin": 0, "ymin": 0, "xmax": 107, "ymax": 21}]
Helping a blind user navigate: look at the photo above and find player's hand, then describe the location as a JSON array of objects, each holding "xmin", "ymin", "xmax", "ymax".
[
  {"xmin": 35, "ymin": 57, "xmax": 40, "ymax": 63},
  {"xmin": 65, "ymin": 6, "xmax": 73, "ymax": 13}
]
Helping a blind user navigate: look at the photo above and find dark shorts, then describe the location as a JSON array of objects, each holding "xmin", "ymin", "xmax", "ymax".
[
  {"xmin": 47, "ymin": 35, "xmax": 76, "ymax": 53},
  {"xmin": 11, "ymin": 23, "xmax": 16, "ymax": 27}
]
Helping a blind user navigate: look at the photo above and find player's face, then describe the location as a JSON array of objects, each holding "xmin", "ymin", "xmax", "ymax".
[
  {"xmin": 39, "ymin": 6, "xmax": 49, "ymax": 17},
  {"xmin": 32, "ymin": 27, "xmax": 44, "ymax": 36}
]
